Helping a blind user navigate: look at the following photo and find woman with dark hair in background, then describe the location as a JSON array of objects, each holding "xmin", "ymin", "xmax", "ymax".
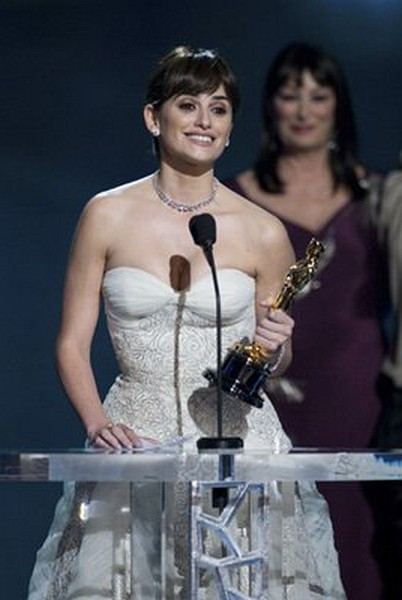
[
  {"xmin": 227, "ymin": 42, "xmax": 385, "ymax": 599},
  {"xmin": 27, "ymin": 46, "xmax": 346, "ymax": 599}
]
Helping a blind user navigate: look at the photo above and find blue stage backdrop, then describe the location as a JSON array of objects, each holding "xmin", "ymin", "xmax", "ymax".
[{"xmin": 1, "ymin": 0, "xmax": 402, "ymax": 597}]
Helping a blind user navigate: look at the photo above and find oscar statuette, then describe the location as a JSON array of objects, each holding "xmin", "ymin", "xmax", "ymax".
[{"xmin": 204, "ymin": 237, "xmax": 325, "ymax": 408}]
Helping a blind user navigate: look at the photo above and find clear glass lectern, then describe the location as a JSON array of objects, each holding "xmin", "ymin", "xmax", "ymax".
[{"xmin": 2, "ymin": 447, "xmax": 402, "ymax": 599}]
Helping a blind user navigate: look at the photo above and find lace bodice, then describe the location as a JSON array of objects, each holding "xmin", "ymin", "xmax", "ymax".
[{"xmin": 101, "ymin": 267, "xmax": 290, "ymax": 451}]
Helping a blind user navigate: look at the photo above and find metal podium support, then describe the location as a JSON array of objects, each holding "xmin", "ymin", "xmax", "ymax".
[{"xmin": 190, "ymin": 479, "xmax": 270, "ymax": 599}]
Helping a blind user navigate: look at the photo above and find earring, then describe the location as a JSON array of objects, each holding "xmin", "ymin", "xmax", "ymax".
[
  {"xmin": 225, "ymin": 138, "xmax": 230, "ymax": 148},
  {"xmin": 151, "ymin": 128, "xmax": 160, "ymax": 137},
  {"xmin": 327, "ymin": 138, "xmax": 338, "ymax": 152}
]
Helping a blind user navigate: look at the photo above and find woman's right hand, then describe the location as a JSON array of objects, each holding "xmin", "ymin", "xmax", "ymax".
[{"xmin": 88, "ymin": 422, "xmax": 157, "ymax": 450}]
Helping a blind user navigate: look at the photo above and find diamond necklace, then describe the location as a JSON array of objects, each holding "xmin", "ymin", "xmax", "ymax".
[{"xmin": 152, "ymin": 171, "xmax": 218, "ymax": 213}]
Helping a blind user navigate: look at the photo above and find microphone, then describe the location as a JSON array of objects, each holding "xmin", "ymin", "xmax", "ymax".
[
  {"xmin": 189, "ymin": 213, "xmax": 243, "ymax": 509},
  {"xmin": 189, "ymin": 213, "xmax": 216, "ymax": 267},
  {"xmin": 189, "ymin": 213, "xmax": 223, "ymax": 438}
]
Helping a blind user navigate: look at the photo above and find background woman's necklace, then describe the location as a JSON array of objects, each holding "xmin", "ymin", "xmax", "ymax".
[{"xmin": 152, "ymin": 171, "xmax": 218, "ymax": 213}]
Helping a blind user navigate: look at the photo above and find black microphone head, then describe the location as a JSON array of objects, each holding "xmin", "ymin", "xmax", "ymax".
[{"xmin": 189, "ymin": 213, "xmax": 216, "ymax": 248}]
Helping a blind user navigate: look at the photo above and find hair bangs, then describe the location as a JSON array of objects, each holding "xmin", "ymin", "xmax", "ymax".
[
  {"xmin": 147, "ymin": 46, "xmax": 240, "ymax": 113},
  {"xmin": 164, "ymin": 56, "xmax": 228, "ymax": 100}
]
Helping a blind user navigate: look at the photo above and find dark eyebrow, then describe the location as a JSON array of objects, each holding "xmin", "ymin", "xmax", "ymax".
[
  {"xmin": 175, "ymin": 93, "xmax": 231, "ymax": 103},
  {"xmin": 211, "ymin": 94, "xmax": 230, "ymax": 102}
]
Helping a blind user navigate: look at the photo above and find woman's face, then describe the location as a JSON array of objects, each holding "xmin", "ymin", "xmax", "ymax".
[
  {"xmin": 272, "ymin": 70, "xmax": 336, "ymax": 153},
  {"xmin": 144, "ymin": 84, "xmax": 233, "ymax": 168}
]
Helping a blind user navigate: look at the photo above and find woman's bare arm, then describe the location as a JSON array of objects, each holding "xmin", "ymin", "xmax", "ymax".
[
  {"xmin": 253, "ymin": 213, "xmax": 295, "ymax": 376},
  {"xmin": 56, "ymin": 196, "xmax": 141, "ymax": 448}
]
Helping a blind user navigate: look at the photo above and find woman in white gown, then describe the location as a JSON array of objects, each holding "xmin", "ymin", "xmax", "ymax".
[{"xmin": 28, "ymin": 46, "xmax": 346, "ymax": 599}]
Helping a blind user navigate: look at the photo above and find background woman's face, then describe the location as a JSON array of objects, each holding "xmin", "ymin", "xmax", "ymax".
[{"xmin": 272, "ymin": 70, "xmax": 336, "ymax": 153}]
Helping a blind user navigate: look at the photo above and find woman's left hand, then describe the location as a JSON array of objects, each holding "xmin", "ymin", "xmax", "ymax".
[{"xmin": 254, "ymin": 301, "xmax": 294, "ymax": 354}]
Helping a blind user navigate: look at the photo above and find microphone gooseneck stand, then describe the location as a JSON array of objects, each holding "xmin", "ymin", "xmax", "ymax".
[{"xmin": 189, "ymin": 213, "xmax": 243, "ymax": 510}]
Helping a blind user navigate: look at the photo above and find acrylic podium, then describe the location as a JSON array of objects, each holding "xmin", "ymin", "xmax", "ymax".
[{"xmin": 2, "ymin": 447, "xmax": 402, "ymax": 599}]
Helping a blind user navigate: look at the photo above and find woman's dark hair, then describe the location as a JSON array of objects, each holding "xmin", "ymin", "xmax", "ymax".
[
  {"xmin": 146, "ymin": 46, "xmax": 240, "ymax": 115},
  {"xmin": 255, "ymin": 42, "xmax": 367, "ymax": 199}
]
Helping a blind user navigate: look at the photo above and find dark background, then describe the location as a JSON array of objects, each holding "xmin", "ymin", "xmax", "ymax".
[{"xmin": 1, "ymin": 0, "xmax": 401, "ymax": 597}]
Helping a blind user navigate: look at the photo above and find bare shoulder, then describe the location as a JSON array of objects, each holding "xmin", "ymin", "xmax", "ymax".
[
  {"xmin": 220, "ymin": 182, "xmax": 295, "ymax": 272},
  {"xmin": 221, "ymin": 182, "xmax": 291, "ymax": 244},
  {"xmin": 253, "ymin": 205, "xmax": 294, "ymax": 263},
  {"xmin": 87, "ymin": 175, "xmax": 150, "ymax": 210},
  {"xmin": 80, "ymin": 175, "xmax": 151, "ymax": 226}
]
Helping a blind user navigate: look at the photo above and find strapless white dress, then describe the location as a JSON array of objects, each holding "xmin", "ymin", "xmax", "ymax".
[{"xmin": 27, "ymin": 268, "xmax": 346, "ymax": 599}]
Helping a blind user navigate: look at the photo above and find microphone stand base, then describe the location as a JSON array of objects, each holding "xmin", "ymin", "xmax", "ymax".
[{"xmin": 197, "ymin": 436, "xmax": 243, "ymax": 451}]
